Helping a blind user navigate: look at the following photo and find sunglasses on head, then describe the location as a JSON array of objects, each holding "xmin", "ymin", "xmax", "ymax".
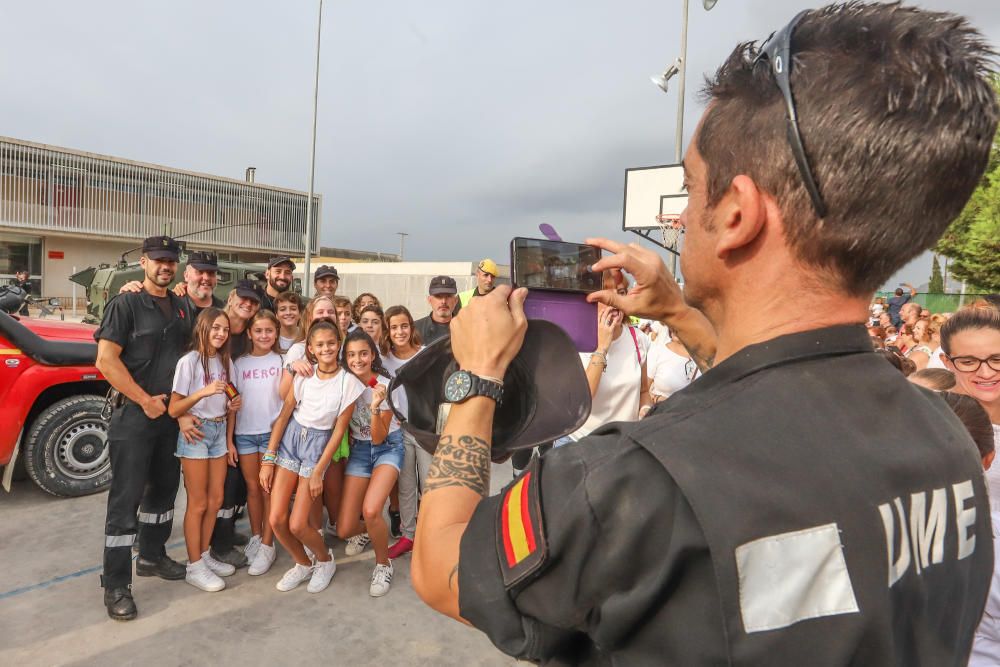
[{"xmin": 753, "ymin": 10, "xmax": 828, "ymax": 219}]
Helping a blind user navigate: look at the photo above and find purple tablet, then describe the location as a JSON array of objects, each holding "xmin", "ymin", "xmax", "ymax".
[{"xmin": 523, "ymin": 290, "xmax": 597, "ymax": 353}]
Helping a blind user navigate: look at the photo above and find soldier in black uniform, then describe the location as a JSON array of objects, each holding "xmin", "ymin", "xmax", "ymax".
[
  {"xmin": 411, "ymin": 5, "xmax": 998, "ymax": 665},
  {"xmin": 13, "ymin": 268, "xmax": 31, "ymax": 316},
  {"xmin": 95, "ymin": 236, "xmax": 193, "ymax": 621},
  {"xmin": 182, "ymin": 250, "xmax": 224, "ymax": 316}
]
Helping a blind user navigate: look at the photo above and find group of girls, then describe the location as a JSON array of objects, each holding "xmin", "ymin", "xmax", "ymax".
[{"xmin": 168, "ymin": 287, "xmax": 426, "ymax": 598}]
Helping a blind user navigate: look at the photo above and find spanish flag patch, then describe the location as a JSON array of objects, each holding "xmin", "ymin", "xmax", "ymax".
[{"xmin": 498, "ymin": 456, "xmax": 547, "ymax": 588}]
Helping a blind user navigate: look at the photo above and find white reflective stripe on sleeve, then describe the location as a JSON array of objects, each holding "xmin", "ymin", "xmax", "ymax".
[
  {"xmin": 137, "ymin": 509, "xmax": 174, "ymax": 524},
  {"xmin": 735, "ymin": 522, "xmax": 860, "ymax": 633},
  {"xmin": 105, "ymin": 534, "xmax": 136, "ymax": 548},
  {"xmin": 216, "ymin": 508, "xmax": 235, "ymax": 519}
]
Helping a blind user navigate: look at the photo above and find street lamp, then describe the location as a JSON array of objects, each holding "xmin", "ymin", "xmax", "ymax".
[
  {"xmin": 303, "ymin": 0, "xmax": 324, "ymax": 298},
  {"xmin": 650, "ymin": 0, "xmax": 718, "ymax": 164}
]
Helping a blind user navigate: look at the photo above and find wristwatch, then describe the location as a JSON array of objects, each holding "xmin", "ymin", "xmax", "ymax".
[
  {"xmin": 444, "ymin": 370, "xmax": 504, "ymax": 405},
  {"xmin": 285, "ymin": 363, "xmax": 297, "ymax": 376}
]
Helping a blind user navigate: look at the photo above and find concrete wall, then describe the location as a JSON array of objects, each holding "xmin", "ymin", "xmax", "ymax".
[
  {"xmin": 42, "ymin": 234, "xmax": 136, "ymax": 304},
  {"xmin": 295, "ymin": 261, "xmax": 511, "ymax": 316}
]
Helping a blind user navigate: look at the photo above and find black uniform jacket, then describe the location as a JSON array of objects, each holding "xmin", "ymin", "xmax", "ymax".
[
  {"xmin": 458, "ymin": 325, "xmax": 992, "ymax": 666},
  {"xmin": 95, "ymin": 290, "xmax": 193, "ymax": 398}
]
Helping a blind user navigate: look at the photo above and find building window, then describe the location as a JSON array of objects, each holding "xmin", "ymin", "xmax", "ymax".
[{"xmin": 0, "ymin": 232, "xmax": 42, "ymax": 292}]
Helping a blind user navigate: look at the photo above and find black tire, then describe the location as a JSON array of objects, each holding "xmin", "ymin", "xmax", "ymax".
[{"xmin": 23, "ymin": 395, "xmax": 111, "ymax": 497}]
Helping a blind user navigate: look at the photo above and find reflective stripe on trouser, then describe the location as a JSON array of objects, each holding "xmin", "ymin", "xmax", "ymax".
[
  {"xmin": 210, "ymin": 465, "xmax": 246, "ymax": 552},
  {"xmin": 398, "ymin": 430, "xmax": 433, "ymax": 540},
  {"xmin": 102, "ymin": 407, "xmax": 180, "ymax": 590}
]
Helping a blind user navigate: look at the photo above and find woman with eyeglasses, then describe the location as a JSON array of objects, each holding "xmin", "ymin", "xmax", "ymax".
[{"xmin": 940, "ymin": 301, "xmax": 1000, "ymax": 666}]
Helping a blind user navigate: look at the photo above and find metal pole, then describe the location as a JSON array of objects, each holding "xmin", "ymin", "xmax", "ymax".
[
  {"xmin": 670, "ymin": 0, "xmax": 689, "ymax": 278},
  {"xmin": 303, "ymin": 0, "xmax": 323, "ymax": 299},
  {"xmin": 397, "ymin": 232, "xmax": 408, "ymax": 260}
]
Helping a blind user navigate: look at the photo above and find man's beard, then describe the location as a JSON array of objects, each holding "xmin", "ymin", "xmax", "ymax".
[
  {"xmin": 150, "ymin": 271, "xmax": 173, "ymax": 286},
  {"xmin": 269, "ymin": 278, "xmax": 290, "ymax": 293}
]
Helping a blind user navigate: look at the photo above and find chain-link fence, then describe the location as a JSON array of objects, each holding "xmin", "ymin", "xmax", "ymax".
[{"xmin": 874, "ymin": 292, "xmax": 992, "ymax": 313}]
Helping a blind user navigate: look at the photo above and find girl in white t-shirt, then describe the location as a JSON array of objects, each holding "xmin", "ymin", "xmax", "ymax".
[
  {"xmin": 337, "ymin": 329, "xmax": 405, "ymax": 597},
  {"xmin": 260, "ymin": 321, "xmax": 364, "ymax": 594},
  {"xmin": 279, "ymin": 295, "xmax": 337, "ymax": 399},
  {"xmin": 647, "ymin": 327, "xmax": 700, "ymax": 403},
  {"xmin": 168, "ymin": 307, "xmax": 239, "ymax": 593},
  {"xmin": 382, "ymin": 305, "xmax": 426, "ymax": 559},
  {"xmin": 228, "ymin": 310, "xmax": 284, "ymax": 576}
]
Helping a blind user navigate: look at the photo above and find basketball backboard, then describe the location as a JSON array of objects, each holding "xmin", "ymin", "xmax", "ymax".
[{"xmin": 622, "ymin": 164, "xmax": 687, "ymax": 254}]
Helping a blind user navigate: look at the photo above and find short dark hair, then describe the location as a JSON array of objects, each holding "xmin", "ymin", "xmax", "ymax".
[
  {"xmin": 941, "ymin": 392, "xmax": 995, "ymax": 460},
  {"xmin": 894, "ymin": 288, "xmax": 904, "ymax": 297},
  {"xmin": 697, "ymin": 3, "xmax": 998, "ymax": 295}
]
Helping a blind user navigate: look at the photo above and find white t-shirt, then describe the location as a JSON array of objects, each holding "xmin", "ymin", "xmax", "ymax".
[
  {"xmin": 969, "ymin": 424, "xmax": 1000, "ymax": 666},
  {"xmin": 871, "ymin": 303, "xmax": 885, "ymax": 317},
  {"xmin": 571, "ymin": 326, "xmax": 650, "ymax": 440},
  {"xmin": 233, "ymin": 352, "xmax": 284, "ymax": 435},
  {"xmin": 285, "ymin": 342, "xmax": 306, "ymax": 365},
  {"xmin": 647, "ymin": 342, "xmax": 699, "ymax": 400},
  {"xmin": 925, "ymin": 346, "xmax": 947, "ymax": 369},
  {"xmin": 292, "ymin": 368, "xmax": 365, "ymax": 431},
  {"xmin": 350, "ymin": 379, "xmax": 404, "ymax": 441},
  {"xmin": 382, "ymin": 347, "xmax": 424, "ymax": 419},
  {"xmin": 171, "ymin": 351, "xmax": 230, "ymax": 419},
  {"xmin": 279, "ymin": 335, "xmax": 296, "ymax": 352}
]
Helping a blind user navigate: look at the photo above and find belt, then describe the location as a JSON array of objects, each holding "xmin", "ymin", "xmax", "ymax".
[{"xmin": 201, "ymin": 416, "xmax": 226, "ymax": 423}]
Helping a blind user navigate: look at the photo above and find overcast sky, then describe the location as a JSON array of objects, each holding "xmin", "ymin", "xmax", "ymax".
[{"xmin": 1, "ymin": 0, "xmax": 997, "ymax": 290}]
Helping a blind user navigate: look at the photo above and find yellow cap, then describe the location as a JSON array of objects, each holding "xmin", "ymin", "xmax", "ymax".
[{"xmin": 478, "ymin": 259, "xmax": 498, "ymax": 276}]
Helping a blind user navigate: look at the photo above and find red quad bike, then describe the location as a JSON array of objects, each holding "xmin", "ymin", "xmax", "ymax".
[{"xmin": 0, "ymin": 285, "xmax": 110, "ymax": 497}]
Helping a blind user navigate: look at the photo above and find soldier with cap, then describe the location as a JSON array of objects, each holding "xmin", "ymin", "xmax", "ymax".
[
  {"xmin": 95, "ymin": 235, "xmax": 193, "ymax": 620},
  {"xmin": 414, "ymin": 275, "xmax": 458, "ymax": 345},
  {"xmin": 459, "ymin": 259, "xmax": 498, "ymax": 308},
  {"xmin": 182, "ymin": 251, "xmax": 224, "ymax": 316},
  {"xmin": 260, "ymin": 256, "xmax": 295, "ymax": 313},
  {"xmin": 313, "ymin": 265, "xmax": 339, "ymax": 299},
  {"xmin": 412, "ymin": 5, "xmax": 997, "ymax": 664}
]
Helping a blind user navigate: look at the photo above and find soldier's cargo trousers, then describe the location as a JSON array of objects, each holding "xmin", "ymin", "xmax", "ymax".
[{"xmin": 101, "ymin": 403, "xmax": 180, "ymax": 590}]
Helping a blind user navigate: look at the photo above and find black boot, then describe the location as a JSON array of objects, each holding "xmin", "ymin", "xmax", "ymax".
[
  {"xmin": 104, "ymin": 586, "xmax": 137, "ymax": 621},
  {"xmin": 135, "ymin": 555, "xmax": 186, "ymax": 580},
  {"xmin": 389, "ymin": 510, "xmax": 402, "ymax": 539},
  {"xmin": 232, "ymin": 530, "xmax": 250, "ymax": 546},
  {"xmin": 210, "ymin": 547, "xmax": 248, "ymax": 568}
]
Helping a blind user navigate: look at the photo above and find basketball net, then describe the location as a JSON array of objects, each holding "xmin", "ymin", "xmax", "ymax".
[{"xmin": 655, "ymin": 214, "xmax": 684, "ymax": 250}]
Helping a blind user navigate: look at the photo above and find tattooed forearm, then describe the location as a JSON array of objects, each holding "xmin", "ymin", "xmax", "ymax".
[{"xmin": 425, "ymin": 434, "xmax": 491, "ymax": 496}]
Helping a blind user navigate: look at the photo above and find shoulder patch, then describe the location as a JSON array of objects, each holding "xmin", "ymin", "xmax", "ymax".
[{"xmin": 497, "ymin": 455, "xmax": 548, "ymax": 588}]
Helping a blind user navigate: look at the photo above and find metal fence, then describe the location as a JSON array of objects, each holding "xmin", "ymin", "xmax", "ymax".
[
  {"xmin": 0, "ymin": 137, "xmax": 319, "ymax": 254},
  {"xmin": 874, "ymin": 292, "xmax": 992, "ymax": 313}
]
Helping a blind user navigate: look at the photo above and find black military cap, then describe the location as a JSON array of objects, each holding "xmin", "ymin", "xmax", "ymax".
[
  {"xmin": 187, "ymin": 251, "xmax": 218, "ymax": 271},
  {"xmin": 428, "ymin": 275, "xmax": 457, "ymax": 296},
  {"xmin": 142, "ymin": 236, "xmax": 180, "ymax": 261},
  {"xmin": 234, "ymin": 279, "xmax": 262, "ymax": 302},
  {"xmin": 268, "ymin": 256, "xmax": 296, "ymax": 270},
  {"xmin": 315, "ymin": 265, "xmax": 339, "ymax": 280}
]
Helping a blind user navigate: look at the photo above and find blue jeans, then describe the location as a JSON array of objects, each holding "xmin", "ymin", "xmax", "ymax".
[
  {"xmin": 234, "ymin": 432, "xmax": 270, "ymax": 456},
  {"xmin": 345, "ymin": 429, "xmax": 405, "ymax": 478},
  {"xmin": 175, "ymin": 419, "xmax": 227, "ymax": 459}
]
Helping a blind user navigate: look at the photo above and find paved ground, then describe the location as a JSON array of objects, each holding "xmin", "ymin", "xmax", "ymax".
[{"xmin": 1, "ymin": 463, "xmax": 518, "ymax": 667}]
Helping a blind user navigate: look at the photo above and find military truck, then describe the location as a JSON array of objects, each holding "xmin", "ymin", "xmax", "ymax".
[{"xmin": 69, "ymin": 250, "xmax": 290, "ymax": 324}]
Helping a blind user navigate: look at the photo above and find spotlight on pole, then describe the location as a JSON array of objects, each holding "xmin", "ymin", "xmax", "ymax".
[{"xmin": 650, "ymin": 59, "xmax": 682, "ymax": 93}]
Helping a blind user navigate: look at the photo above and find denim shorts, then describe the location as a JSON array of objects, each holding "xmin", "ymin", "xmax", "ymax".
[
  {"xmin": 175, "ymin": 419, "xmax": 227, "ymax": 459},
  {"xmin": 234, "ymin": 432, "xmax": 270, "ymax": 456},
  {"xmin": 276, "ymin": 417, "xmax": 331, "ymax": 478},
  {"xmin": 345, "ymin": 429, "xmax": 405, "ymax": 478}
]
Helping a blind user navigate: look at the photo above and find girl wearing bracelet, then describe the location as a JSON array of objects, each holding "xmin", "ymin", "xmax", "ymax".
[
  {"xmin": 260, "ymin": 321, "xmax": 364, "ymax": 594},
  {"xmin": 337, "ymin": 329, "xmax": 406, "ymax": 597}
]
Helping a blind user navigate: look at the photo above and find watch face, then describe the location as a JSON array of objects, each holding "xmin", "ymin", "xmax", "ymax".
[{"xmin": 444, "ymin": 371, "xmax": 473, "ymax": 402}]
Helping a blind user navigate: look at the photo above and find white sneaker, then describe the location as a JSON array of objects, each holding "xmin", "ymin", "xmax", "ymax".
[
  {"xmin": 276, "ymin": 563, "xmax": 313, "ymax": 592},
  {"xmin": 202, "ymin": 550, "xmax": 236, "ymax": 577},
  {"xmin": 307, "ymin": 551, "xmax": 337, "ymax": 593},
  {"xmin": 369, "ymin": 561, "xmax": 393, "ymax": 597},
  {"xmin": 345, "ymin": 533, "xmax": 371, "ymax": 556},
  {"xmin": 244, "ymin": 534, "xmax": 262, "ymax": 562},
  {"xmin": 186, "ymin": 559, "xmax": 225, "ymax": 592},
  {"xmin": 247, "ymin": 543, "xmax": 276, "ymax": 576}
]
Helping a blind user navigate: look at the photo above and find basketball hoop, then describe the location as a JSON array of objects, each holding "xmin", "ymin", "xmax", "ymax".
[{"xmin": 655, "ymin": 213, "xmax": 684, "ymax": 250}]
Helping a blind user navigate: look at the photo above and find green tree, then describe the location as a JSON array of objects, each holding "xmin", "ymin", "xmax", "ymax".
[
  {"xmin": 928, "ymin": 255, "xmax": 944, "ymax": 293},
  {"xmin": 935, "ymin": 76, "xmax": 1000, "ymax": 292}
]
